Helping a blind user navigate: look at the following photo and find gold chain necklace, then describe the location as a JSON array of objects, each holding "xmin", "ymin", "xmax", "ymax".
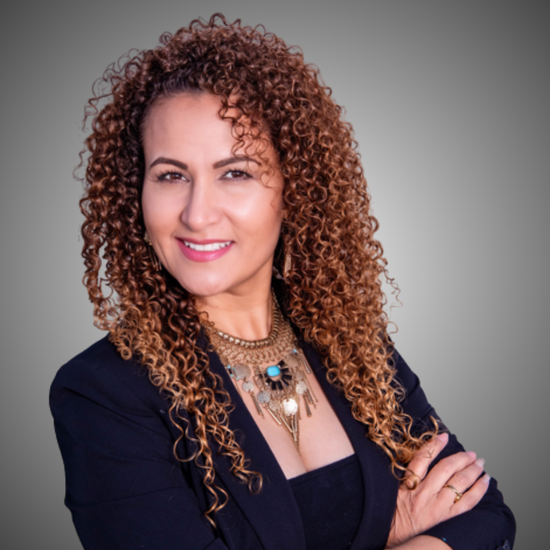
[{"xmin": 203, "ymin": 295, "xmax": 317, "ymax": 452}]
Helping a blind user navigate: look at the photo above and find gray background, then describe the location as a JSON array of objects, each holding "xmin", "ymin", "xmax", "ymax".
[{"xmin": 1, "ymin": 0, "xmax": 548, "ymax": 548}]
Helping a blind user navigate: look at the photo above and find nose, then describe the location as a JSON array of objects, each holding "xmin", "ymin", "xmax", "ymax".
[{"xmin": 180, "ymin": 179, "xmax": 221, "ymax": 232}]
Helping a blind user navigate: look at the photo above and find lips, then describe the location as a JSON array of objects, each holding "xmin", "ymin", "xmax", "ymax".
[
  {"xmin": 177, "ymin": 238, "xmax": 234, "ymax": 262},
  {"xmin": 184, "ymin": 240, "xmax": 232, "ymax": 252}
]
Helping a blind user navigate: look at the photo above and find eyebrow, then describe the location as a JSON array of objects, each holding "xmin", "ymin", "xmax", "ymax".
[{"xmin": 149, "ymin": 156, "xmax": 260, "ymax": 171}]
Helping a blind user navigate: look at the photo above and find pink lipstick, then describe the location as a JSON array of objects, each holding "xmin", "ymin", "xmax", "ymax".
[{"xmin": 177, "ymin": 238, "xmax": 233, "ymax": 263}]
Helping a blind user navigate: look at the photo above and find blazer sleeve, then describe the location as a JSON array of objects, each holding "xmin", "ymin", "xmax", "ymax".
[
  {"xmin": 50, "ymin": 346, "xmax": 227, "ymax": 550},
  {"xmin": 392, "ymin": 349, "xmax": 516, "ymax": 550}
]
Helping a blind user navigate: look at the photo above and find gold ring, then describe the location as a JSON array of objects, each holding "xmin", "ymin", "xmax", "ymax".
[{"xmin": 444, "ymin": 484, "xmax": 463, "ymax": 503}]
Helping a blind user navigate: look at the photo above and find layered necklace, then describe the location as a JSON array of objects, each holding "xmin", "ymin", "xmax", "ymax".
[{"xmin": 203, "ymin": 294, "xmax": 317, "ymax": 452}]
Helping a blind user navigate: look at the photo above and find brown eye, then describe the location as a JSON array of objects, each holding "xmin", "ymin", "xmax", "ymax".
[
  {"xmin": 223, "ymin": 169, "xmax": 252, "ymax": 180},
  {"xmin": 157, "ymin": 171, "xmax": 186, "ymax": 182}
]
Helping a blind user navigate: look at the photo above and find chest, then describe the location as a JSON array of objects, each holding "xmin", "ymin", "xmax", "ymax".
[{"xmin": 232, "ymin": 362, "xmax": 355, "ymax": 479}]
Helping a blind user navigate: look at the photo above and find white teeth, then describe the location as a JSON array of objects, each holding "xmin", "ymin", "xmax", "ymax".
[{"xmin": 184, "ymin": 241, "xmax": 231, "ymax": 252}]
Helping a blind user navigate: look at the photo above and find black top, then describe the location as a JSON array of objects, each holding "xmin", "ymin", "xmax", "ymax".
[
  {"xmin": 50, "ymin": 335, "xmax": 515, "ymax": 550},
  {"xmin": 289, "ymin": 454, "xmax": 363, "ymax": 550}
]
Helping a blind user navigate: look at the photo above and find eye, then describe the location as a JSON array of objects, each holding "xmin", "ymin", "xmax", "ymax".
[
  {"xmin": 156, "ymin": 170, "xmax": 187, "ymax": 183},
  {"xmin": 222, "ymin": 169, "xmax": 253, "ymax": 180}
]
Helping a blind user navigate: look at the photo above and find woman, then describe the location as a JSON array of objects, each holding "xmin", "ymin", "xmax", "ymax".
[{"xmin": 50, "ymin": 14, "xmax": 515, "ymax": 550}]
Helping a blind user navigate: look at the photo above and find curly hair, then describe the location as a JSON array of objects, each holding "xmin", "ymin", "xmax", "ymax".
[{"xmin": 79, "ymin": 13, "xmax": 435, "ymax": 521}]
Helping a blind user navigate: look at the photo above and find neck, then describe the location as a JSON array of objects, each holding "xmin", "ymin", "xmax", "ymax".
[{"xmin": 197, "ymin": 284, "xmax": 274, "ymax": 341}]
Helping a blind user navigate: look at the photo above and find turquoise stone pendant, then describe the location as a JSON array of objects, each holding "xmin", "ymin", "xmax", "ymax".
[{"xmin": 266, "ymin": 365, "xmax": 281, "ymax": 377}]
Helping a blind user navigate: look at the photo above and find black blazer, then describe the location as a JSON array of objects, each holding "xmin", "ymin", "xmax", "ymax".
[{"xmin": 50, "ymin": 335, "xmax": 515, "ymax": 550}]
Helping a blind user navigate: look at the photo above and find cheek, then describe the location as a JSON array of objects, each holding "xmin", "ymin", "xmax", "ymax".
[
  {"xmin": 241, "ymin": 193, "xmax": 283, "ymax": 250},
  {"xmin": 220, "ymin": 176, "xmax": 281, "ymax": 222},
  {"xmin": 141, "ymin": 186, "xmax": 180, "ymax": 236}
]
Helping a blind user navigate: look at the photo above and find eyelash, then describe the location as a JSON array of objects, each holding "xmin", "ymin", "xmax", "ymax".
[
  {"xmin": 222, "ymin": 169, "xmax": 252, "ymax": 180},
  {"xmin": 156, "ymin": 170, "xmax": 186, "ymax": 182},
  {"xmin": 155, "ymin": 169, "xmax": 253, "ymax": 182}
]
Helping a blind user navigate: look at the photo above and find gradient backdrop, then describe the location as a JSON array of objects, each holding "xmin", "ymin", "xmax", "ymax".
[{"xmin": 1, "ymin": 1, "xmax": 548, "ymax": 548}]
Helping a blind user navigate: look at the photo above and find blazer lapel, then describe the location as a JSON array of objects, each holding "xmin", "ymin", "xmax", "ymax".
[
  {"xmin": 300, "ymin": 340, "xmax": 399, "ymax": 550},
  {"xmin": 205, "ymin": 346, "xmax": 307, "ymax": 550},
  {"xmin": 201, "ymin": 331, "xmax": 398, "ymax": 550}
]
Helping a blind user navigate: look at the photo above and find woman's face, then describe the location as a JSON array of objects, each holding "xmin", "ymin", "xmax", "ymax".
[{"xmin": 141, "ymin": 93, "xmax": 284, "ymax": 301}]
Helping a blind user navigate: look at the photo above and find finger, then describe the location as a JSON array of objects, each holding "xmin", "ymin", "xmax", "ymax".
[
  {"xmin": 442, "ymin": 458, "xmax": 486, "ymax": 497},
  {"xmin": 423, "ymin": 450, "xmax": 478, "ymax": 492},
  {"xmin": 406, "ymin": 432, "xmax": 449, "ymax": 481},
  {"xmin": 450, "ymin": 474, "xmax": 491, "ymax": 516}
]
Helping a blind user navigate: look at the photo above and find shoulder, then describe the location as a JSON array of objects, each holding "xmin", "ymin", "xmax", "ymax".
[
  {"xmin": 391, "ymin": 347, "xmax": 421, "ymax": 396},
  {"xmin": 390, "ymin": 347, "xmax": 437, "ymax": 426},
  {"xmin": 50, "ymin": 335, "xmax": 166, "ymax": 417}
]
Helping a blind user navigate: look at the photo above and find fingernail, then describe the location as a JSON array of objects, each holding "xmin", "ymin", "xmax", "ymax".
[
  {"xmin": 482, "ymin": 473, "xmax": 491, "ymax": 484},
  {"xmin": 475, "ymin": 458, "xmax": 485, "ymax": 468},
  {"xmin": 466, "ymin": 451, "xmax": 476, "ymax": 460},
  {"xmin": 436, "ymin": 433, "xmax": 448, "ymax": 442}
]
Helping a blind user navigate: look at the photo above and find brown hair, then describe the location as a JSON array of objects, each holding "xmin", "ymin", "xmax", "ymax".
[{"xmin": 80, "ymin": 13, "xmax": 434, "ymax": 521}]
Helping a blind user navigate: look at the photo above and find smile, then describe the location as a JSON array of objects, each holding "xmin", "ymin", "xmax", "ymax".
[
  {"xmin": 177, "ymin": 238, "xmax": 234, "ymax": 263},
  {"xmin": 183, "ymin": 240, "xmax": 232, "ymax": 251}
]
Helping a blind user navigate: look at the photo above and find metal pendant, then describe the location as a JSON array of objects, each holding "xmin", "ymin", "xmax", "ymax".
[{"xmin": 233, "ymin": 364, "xmax": 251, "ymax": 380}]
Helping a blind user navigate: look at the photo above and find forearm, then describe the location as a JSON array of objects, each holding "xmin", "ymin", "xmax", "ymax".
[{"xmin": 387, "ymin": 535, "xmax": 451, "ymax": 550}]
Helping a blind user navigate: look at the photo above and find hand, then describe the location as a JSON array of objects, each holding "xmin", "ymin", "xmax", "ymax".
[{"xmin": 386, "ymin": 433, "xmax": 491, "ymax": 548}]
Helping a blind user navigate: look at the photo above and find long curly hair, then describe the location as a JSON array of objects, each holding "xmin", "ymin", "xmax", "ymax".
[{"xmin": 80, "ymin": 13, "xmax": 435, "ymax": 521}]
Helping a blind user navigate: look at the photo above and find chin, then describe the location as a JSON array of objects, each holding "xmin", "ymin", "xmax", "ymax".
[{"xmin": 174, "ymin": 271, "xmax": 235, "ymax": 299}]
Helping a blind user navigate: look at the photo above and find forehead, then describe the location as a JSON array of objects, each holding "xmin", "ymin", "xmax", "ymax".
[
  {"xmin": 142, "ymin": 93, "xmax": 274, "ymax": 164},
  {"xmin": 143, "ymin": 93, "xmax": 232, "ymax": 148}
]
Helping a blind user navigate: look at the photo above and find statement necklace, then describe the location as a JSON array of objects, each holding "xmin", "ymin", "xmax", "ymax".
[{"xmin": 203, "ymin": 296, "xmax": 317, "ymax": 452}]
